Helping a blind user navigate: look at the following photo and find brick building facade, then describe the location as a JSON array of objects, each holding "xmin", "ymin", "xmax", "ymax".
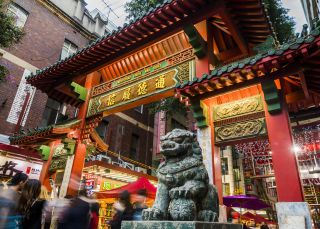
[
  {"xmin": 0, "ymin": 0, "xmax": 91, "ymax": 140},
  {"xmin": 0, "ymin": 0, "xmax": 154, "ymax": 168}
]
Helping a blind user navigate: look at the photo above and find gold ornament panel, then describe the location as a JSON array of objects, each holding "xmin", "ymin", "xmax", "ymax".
[
  {"xmin": 213, "ymin": 95, "xmax": 263, "ymax": 121},
  {"xmin": 215, "ymin": 118, "xmax": 267, "ymax": 143}
]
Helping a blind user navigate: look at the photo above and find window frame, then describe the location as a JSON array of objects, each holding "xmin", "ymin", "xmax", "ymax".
[
  {"xmin": 7, "ymin": 2, "xmax": 29, "ymax": 28},
  {"xmin": 60, "ymin": 40, "xmax": 78, "ymax": 60}
]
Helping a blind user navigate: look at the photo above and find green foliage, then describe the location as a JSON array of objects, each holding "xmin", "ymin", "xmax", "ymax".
[
  {"xmin": 263, "ymin": 0, "xmax": 295, "ymax": 44},
  {"xmin": 0, "ymin": 0, "xmax": 24, "ymax": 81},
  {"xmin": 0, "ymin": 65, "xmax": 9, "ymax": 82},
  {"xmin": 148, "ymin": 97, "xmax": 187, "ymax": 115},
  {"xmin": 125, "ymin": 0, "xmax": 164, "ymax": 21}
]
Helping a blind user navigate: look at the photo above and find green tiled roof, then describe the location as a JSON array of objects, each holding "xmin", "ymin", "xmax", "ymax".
[
  {"xmin": 10, "ymin": 119, "xmax": 81, "ymax": 143},
  {"xmin": 9, "ymin": 126, "xmax": 54, "ymax": 142},
  {"xmin": 177, "ymin": 26, "xmax": 320, "ymax": 89}
]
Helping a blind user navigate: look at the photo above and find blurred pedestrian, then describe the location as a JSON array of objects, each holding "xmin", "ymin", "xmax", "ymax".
[
  {"xmin": 132, "ymin": 189, "xmax": 147, "ymax": 221},
  {"xmin": 46, "ymin": 195, "xmax": 73, "ymax": 229},
  {"xmin": 18, "ymin": 179, "xmax": 44, "ymax": 229},
  {"xmin": 0, "ymin": 172, "xmax": 28, "ymax": 228},
  {"xmin": 260, "ymin": 222, "xmax": 270, "ymax": 229},
  {"xmin": 89, "ymin": 202, "xmax": 99, "ymax": 229},
  {"xmin": 0, "ymin": 172, "xmax": 28, "ymax": 212},
  {"xmin": 108, "ymin": 190, "xmax": 133, "ymax": 229},
  {"xmin": 58, "ymin": 190, "xmax": 91, "ymax": 229},
  {"xmin": 88, "ymin": 192, "xmax": 99, "ymax": 229}
]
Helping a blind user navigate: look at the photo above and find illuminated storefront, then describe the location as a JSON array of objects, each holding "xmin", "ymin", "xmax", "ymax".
[{"xmin": 0, "ymin": 143, "xmax": 43, "ymax": 182}]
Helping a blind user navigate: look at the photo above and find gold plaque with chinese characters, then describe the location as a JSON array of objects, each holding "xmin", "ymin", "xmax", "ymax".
[{"xmin": 87, "ymin": 60, "xmax": 194, "ymax": 117}]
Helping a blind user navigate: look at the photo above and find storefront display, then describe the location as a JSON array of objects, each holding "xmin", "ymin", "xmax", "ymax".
[
  {"xmin": 293, "ymin": 123, "xmax": 320, "ymax": 226},
  {"xmin": 0, "ymin": 154, "xmax": 42, "ymax": 181}
]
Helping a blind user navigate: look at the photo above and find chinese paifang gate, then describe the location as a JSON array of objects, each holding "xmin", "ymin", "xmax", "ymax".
[{"xmin": 9, "ymin": 0, "xmax": 320, "ymax": 226}]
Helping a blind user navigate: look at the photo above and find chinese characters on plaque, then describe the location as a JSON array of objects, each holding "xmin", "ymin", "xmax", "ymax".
[{"xmin": 95, "ymin": 69, "xmax": 177, "ymax": 113}]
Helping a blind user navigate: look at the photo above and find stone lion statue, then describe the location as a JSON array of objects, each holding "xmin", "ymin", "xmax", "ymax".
[{"xmin": 143, "ymin": 129, "xmax": 219, "ymax": 221}]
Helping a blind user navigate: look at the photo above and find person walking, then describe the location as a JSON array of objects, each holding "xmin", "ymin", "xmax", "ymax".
[
  {"xmin": 58, "ymin": 190, "xmax": 91, "ymax": 229},
  {"xmin": 132, "ymin": 189, "xmax": 147, "ymax": 221},
  {"xmin": 260, "ymin": 222, "xmax": 270, "ymax": 229},
  {"xmin": 108, "ymin": 190, "xmax": 133, "ymax": 229},
  {"xmin": 0, "ymin": 172, "xmax": 28, "ymax": 228},
  {"xmin": 17, "ymin": 179, "xmax": 45, "ymax": 229}
]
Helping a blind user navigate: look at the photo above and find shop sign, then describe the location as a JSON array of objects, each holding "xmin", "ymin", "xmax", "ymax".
[
  {"xmin": 85, "ymin": 179, "xmax": 95, "ymax": 190},
  {"xmin": 102, "ymin": 180, "xmax": 123, "ymax": 190},
  {"xmin": 0, "ymin": 155, "xmax": 42, "ymax": 179},
  {"xmin": 84, "ymin": 174, "xmax": 97, "ymax": 180}
]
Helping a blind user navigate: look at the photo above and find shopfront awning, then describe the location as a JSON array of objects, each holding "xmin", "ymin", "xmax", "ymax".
[{"xmin": 97, "ymin": 177, "xmax": 157, "ymax": 199}]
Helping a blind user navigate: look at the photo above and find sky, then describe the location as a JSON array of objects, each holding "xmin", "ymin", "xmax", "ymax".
[
  {"xmin": 86, "ymin": 0, "xmax": 307, "ymax": 33},
  {"xmin": 282, "ymin": 0, "xmax": 307, "ymax": 33},
  {"xmin": 86, "ymin": 0, "xmax": 128, "ymax": 26}
]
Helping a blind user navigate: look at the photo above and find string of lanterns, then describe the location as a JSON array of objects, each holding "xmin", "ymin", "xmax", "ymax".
[{"xmin": 234, "ymin": 139, "xmax": 272, "ymax": 168}]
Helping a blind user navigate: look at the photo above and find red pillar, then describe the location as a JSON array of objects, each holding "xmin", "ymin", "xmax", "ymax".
[
  {"xmin": 206, "ymin": 101, "xmax": 223, "ymax": 204},
  {"xmin": 66, "ymin": 72, "xmax": 101, "ymax": 195},
  {"xmin": 66, "ymin": 142, "xmax": 86, "ymax": 195},
  {"xmin": 213, "ymin": 145, "xmax": 223, "ymax": 204},
  {"xmin": 195, "ymin": 20, "xmax": 210, "ymax": 77},
  {"xmin": 264, "ymin": 96, "xmax": 304, "ymax": 202},
  {"xmin": 196, "ymin": 57, "xmax": 210, "ymax": 77}
]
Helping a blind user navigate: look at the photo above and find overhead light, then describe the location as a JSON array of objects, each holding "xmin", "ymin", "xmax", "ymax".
[{"xmin": 293, "ymin": 145, "xmax": 301, "ymax": 153}]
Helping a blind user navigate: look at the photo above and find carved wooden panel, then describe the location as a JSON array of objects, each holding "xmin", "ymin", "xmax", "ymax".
[
  {"xmin": 213, "ymin": 95, "xmax": 263, "ymax": 121},
  {"xmin": 215, "ymin": 118, "xmax": 267, "ymax": 143}
]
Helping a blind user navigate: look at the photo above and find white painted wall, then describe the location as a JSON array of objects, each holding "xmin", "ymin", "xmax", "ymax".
[{"xmin": 197, "ymin": 127, "xmax": 213, "ymax": 184}]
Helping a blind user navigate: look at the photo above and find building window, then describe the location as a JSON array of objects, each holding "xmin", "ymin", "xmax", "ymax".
[
  {"xmin": 7, "ymin": 3, "xmax": 28, "ymax": 28},
  {"xmin": 40, "ymin": 98, "xmax": 61, "ymax": 126},
  {"xmin": 130, "ymin": 134, "xmax": 139, "ymax": 160},
  {"xmin": 96, "ymin": 120, "xmax": 109, "ymax": 141},
  {"xmin": 60, "ymin": 40, "xmax": 78, "ymax": 60},
  {"xmin": 134, "ymin": 105, "xmax": 143, "ymax": 114}
]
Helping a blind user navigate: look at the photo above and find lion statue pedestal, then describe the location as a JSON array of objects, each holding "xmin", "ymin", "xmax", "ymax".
[{"xmin": 122, "ymin": 129, "xmax": 242, "ymax": 229}]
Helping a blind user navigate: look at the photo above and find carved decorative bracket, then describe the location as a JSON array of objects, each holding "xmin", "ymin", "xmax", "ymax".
[
  {"xmin": 183, "ymin": 25, "xmax": 207, "ymax": 58},
  {"xmin": 49, "ymin": 138, "xmax": 76, "ymax": 172},
  {"xmin": 190, "ymin": 99, "xmax": 208, "ymax": 128},
  {"xmin": 38, "ymin": 145, "xmax": 50, "ymax": 161},
  {"xmin": 71, "ymin": 82, "xmax": 87, "ymax": 101},
  {"xmin": 261, "ymin": 79, "xmax": 282, "ymax": 114}
]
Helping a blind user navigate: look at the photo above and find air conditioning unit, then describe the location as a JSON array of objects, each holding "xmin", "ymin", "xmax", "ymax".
[{"xmin": 135, "ymin": 167, "xmax": 147, "ymax": 174}]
